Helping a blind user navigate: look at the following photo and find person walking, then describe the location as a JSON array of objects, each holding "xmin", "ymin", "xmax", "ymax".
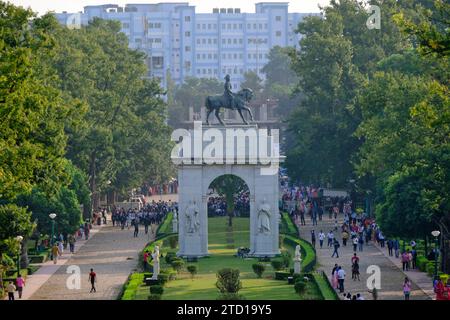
[
  {"xmin": 89, "ymin": 268, "xmax": 97, "ymax": 293},
  {"xmin": 332, "ymin": 239, "xmax": 340, "ymax": 258},
  {"xmin": 401, "ymin": 251, "xmax": 409, "ymax": 271},
  {"xmin": 68, "ymin": 233, "xmax": 76, "ymax": 253},
  {"xmin": 352, "ymin": 261, "xmax": 360, "ymax": 281},
  {"xmin": 133, "ymin": 219, "xmax": 139, "ymax": 238},
  {"xmin": 58, "ymin": 240, "xmax": 64, "ymax": 256},
  {"xmin": 318, "ymin": 230, "xmax": 325, "ymax": 249},
  {"xmin": 51, "ymin": 243, "xmax": 60, "ymax": 264},
  {"xmin": 311, "ymin": 230, "xmax": 316, "ymax": 248},
  {"xmin": 7, "ymin": 281, "xmax": 16, "ymax": 301},
  {"xmin": 331, "ymin": 264, "xmax": 339, "ymax": 289},
  {"xmin": 143, "ymin": 251, "xmax": 150, "ymax": 271},
  {"xmin": 358, "ymin": 235, "xmax": 364, "ymax": 252},
  {"xmin": 411, "ymin": 248, "xmax": 417, "ymax": 269},
  {"xmin": 403, "ymin": 277, "xmax": 412, "ymax": 300},
  {"xmin": 342, "ymin": 230, "xmax": 349, "ymax": 247},
  {"xmin": 327, "ymin": 231, "xmax": 334, "ymax": 247},
  {"xmin": 16, "ymin": 274, "xmax": 25, "ymax": 299},
  {"xmin": 352, "ymin": 236, "xmax": 358, "ymax": 252},
  {"xmin": 337, "ymin": 266, "xmax": 346, "ymax": 293},
  {"xmin": 387, "ymin": 239, "xmax": 393, "ymax": 256},
  {"xmin": 394, "ymin": 239, "xmax": 400, "ymax": 258}
]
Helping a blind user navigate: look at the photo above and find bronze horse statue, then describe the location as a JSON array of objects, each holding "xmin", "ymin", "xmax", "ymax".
[{"xmin": 205, "ymin": 88, "xmax": 254, "ymax": 125}]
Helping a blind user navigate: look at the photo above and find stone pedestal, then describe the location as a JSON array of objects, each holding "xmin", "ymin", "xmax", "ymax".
[{"xmin": 294, "ymin": 259, "xmax": 302, "ymax": 274}]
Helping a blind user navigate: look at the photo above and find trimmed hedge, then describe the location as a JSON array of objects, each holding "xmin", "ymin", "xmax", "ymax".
[
  {"xmin": 417, "ymin": 256, "xmax": 429, "ymax": 272},
  {"xmin": 275, "ymin": 271, "xmax": 291, "ymax": 280},
  {"xmin": 312, "ymin": 271, "xmax": 339, "ymax": 300},
  {"xmin": 283, "ymin": 235, "xmax": 316, "ymax": 273},
  {"xmin": 121, "ymin": 273, "xmax": 145, "ymax": 300},
  {"xmin": 156, "ymin": 212, "xmax": 173, "ymax": 237}
]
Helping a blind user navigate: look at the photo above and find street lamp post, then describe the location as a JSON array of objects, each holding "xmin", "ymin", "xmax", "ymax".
[
  {"xmin": 15, "ymin": 236, "xmax": 23, "ymax": 275},
  {"xmin": 431, "ymin": 230, "xmax": 440, "ymax": 285},
  {"xmin": 49, "ymin": 213, "xmax": 57, "ymax": 246}
]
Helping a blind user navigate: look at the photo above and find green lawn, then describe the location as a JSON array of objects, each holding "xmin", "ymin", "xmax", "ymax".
[{"xmin": 134, "ymin": 217, "xmax": 322, "ymax": 300}]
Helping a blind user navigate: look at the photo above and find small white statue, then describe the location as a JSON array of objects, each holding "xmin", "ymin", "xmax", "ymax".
[
  {"xmin": 294, "ymin": 244, "xmax": 302, "ymax": 274},
  {"xmin": 172, "ymin": 210, "xmax": 178, "ymax": 233},
  {"xmin": 151, "ymin": 245, "xmax": 160, "ymax": 280},
  {"xmin": 294, "ymin": 245, "xmax": 301, "ymax": 261}
]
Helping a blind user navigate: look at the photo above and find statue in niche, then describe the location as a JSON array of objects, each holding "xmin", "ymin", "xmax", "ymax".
[
  {"xmin": 185, "ymin": 200, "xmax": 200, "ymax": 234},
  {"xmin": 257, "ymin": 198, "xmax": 271, "ymax": 234}
]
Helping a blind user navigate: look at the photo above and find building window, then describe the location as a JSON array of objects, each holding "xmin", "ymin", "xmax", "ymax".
[
  {"xmin": 185, "ymin": 46, "xmax": 191, "ymax": 52},
  {"xmin": 185, "ymin": 31, "xmax": 191, "ymax": 37},
  {"xmin": 233, "ymin": 23, "xmax": 237, "ymax": 29},
  {"xmin": 222, "ymin": 24, "xmax": 225, "ymax": 29},
  {"xmin": 202, "ymin": 39, "xmax": 206, "ymax": 44},
  {"xmin": 276, "ymin": 31, "xmax": 282, "ymax": 37},
  {"xmin": 208, "ymin": 24, "xmax": 211, "ymax": 29},
  {"xmin": 185, "ymin": 16, "xmax": 191, "ymax": 22},
  {"xmin": 214, "ymin": 53, "xmax": 217, "ymax": 59},
  {"xmin": 197, "ymin": 23, "xmax": 201, "ymax": 29},
  {"xmin": 259, "ymin": 23, "xmax": 262, "ymax": 29},
  {"xmin": 213, "ymin": 39, "xmax": 217, "ymax": 44},
  {"xmin": 222, "ymin": 39, "xmax": 226, "ymax": 44},
  {"xmin": 197, "ymin": 69, "xmax": 201, "ymax": 74},
  {"xmin": 197, "ymin": 39, "xmax": 200, "ymax": 44},
  {"xmin": 239, "ymin": 39, "xmax": 243, "ymax": 44},
  {"xmin": 202, "ymin": 53, "xmax": 206, "ymax": 59},
  {"xmin": 197, "ymin": 54, "xmax": 200, "ymax": 59},
  {"xmin": 233, "ymin": 39, "xmax": 237, "ymax": 44},
  {"xmin": 227, "ymin": 23, "xmax": 231, "ymax": 29},
  {"xmin": 276, "ymin": 16, "xmax": 281, "ymax": 21},
  {"xmin": 208, "ymin": 53, "xmax": 212, "ymax": 59},
  {"xmin": 208, "ymin": 39, "xmax": 212, "ymax": 44},
  {"xmin": 239, "ymin": 23, "xmax": 242, "ymax": 29},
  {"xmin": 247, "ymin": 23, "xmax": 251, "ymax": 29},
  {"xmin": 122, "ymin": 22, "xmax": 129, "ymax": 28},
  {"xmin": 227, "ymin": 39, "xmax": 231, "ymax": 44}
]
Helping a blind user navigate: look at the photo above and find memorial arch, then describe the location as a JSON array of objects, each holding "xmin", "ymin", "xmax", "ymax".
[{"xmin": 174, "ymin": 123, "xmax": 282, "ymax": 257}]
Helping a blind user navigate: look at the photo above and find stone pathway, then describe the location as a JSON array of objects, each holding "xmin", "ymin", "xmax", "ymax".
[
  {"xmin": 19, "ymin": 221, "xmax": 153, "ymax": 300},
  {"xmin": 295, "ymin": 216, "xmax": 432, "ymax": 300}
]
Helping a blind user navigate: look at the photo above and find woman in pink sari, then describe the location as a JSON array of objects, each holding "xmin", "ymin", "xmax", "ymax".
[{"xmin": 331, "ymin": 264, "xmax": 339, "ymax": 289}]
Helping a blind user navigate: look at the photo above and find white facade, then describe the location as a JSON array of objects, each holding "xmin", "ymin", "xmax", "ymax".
[{"xmin": 55, "ymin": 2, "xmax": 320, "ymax": 89}]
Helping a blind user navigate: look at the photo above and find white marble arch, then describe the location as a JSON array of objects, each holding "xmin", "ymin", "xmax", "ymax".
[{"xmin": 177, "ymin": 164, "xmax": 280, "ymax": 258}]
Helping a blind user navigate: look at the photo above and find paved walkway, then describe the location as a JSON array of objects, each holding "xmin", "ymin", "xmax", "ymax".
[
  {"xmin": 15, "ymin": 221, "xmax": 154, "ymax": 300},
  {"xmin": 295, "ymin": 215, "xmax": 432, "ymax": 300}
]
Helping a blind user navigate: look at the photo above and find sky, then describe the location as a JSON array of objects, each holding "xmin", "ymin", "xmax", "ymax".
[{"xmin": 10, "ymin": 0, "xmax": 331, "ymax": 15}]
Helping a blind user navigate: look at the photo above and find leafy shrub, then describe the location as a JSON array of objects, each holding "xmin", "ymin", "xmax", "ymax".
[
  {"xmin": 216, "ymin": 268, "xmax": 242, "ymax": 294},
  {"xmin": 427, "ymin": 261, "xmax": 437, "ymax": 276},
  {"xmin": 294, "ymin": 280, "xmax": 307, "ymax": 294},
  {"xmin": 417, "ymin": 256, "xmax": 429, "ymax": 272},
  {"xmin": 148, "ymin": 294, "xmax": 162, "ymax": 300},
  {"xmin": 171, "ymin": 258, "xmax": 185, "ymax": 273},
  {"xmin": 275, "ymin": 271, "xmax": 291, "ymax": 280},
  {"xmin": 440, "ymin": 274, "xmax": 449, "ymax": 284},
  {"xmin": 280, "ymin": 250, "xmax": 291, "ymax": 268},
  {"xmin": 149, "ymin": 285, "xmax": 164, "ymax": 295},
  {"xmin": 165, "ymin": 252, "xmax": 177, "ymax": 264},
  {"xmin": 187, "ymin": 265, "xmax": 198, "ymax": 279},
  {"xmin": 271, "ymin": 258, "xmax": 284, "ymax": 271},
  {"xmin": 252, "ymin": 263, "xmax": 265, "ymax": 278},
  {"xmin": 217, "ymin": 293, "xmax": 246, "ymax": 300},
  {"xmin": 169, "ymin": 237, "xmax": 178, "ymax": 249},
  {"xmin": 157, "ymin": 273, "xmax": 169, "ymax": 286}
]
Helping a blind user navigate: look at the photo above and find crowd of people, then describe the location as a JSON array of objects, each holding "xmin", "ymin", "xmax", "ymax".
[
  {"xmin": 207, "ymin": 191, "xmax": 250, "ymax": 217},
  {"xmin": 111, "ymin": 200, "xmax": 175, "ymax": 237}
]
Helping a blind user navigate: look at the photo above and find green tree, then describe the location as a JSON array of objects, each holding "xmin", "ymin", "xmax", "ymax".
[
  {"xmin": 240, "ymin": 71, "xmax": 263, "ymax": 97},
  {"xmin": 209, "ymin": 175, "xmax": 249, "ymax": 227}
]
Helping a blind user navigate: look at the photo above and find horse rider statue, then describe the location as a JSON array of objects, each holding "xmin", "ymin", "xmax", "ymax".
[
  {"xmin": 224, "ymin": 74, "xmax": 235, "ymax": 110},
  {"xmin": 205, "ymin": 74, "xmax": 255, "ymax": 125}
]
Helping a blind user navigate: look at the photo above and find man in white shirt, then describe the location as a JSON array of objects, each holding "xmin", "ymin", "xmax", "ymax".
[
  {"xmin": 327, "ymin": 231, "xmax": 334, "ymax": 247},
  {"xmin": 337, "ymin": 267, "xmax": 346, "ymax": 293},
  {"xmin": 318, "ymin": 231, "xmax": 325, "ymax": 248}
]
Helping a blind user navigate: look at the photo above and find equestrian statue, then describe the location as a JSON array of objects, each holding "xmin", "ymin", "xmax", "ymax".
[{"xmin": 205, "ymin": 74, "xmax": 255, "ymax": 126}]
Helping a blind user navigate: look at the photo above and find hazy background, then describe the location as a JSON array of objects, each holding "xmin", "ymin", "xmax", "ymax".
[{"xmin": 10, "ymin": 0, "xmax": 331, "ymax": 15}]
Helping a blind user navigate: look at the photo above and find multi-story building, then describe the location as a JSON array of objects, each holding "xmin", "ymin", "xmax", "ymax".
[{"xmin": 55, "ymin": 2, "xmax": 319, "ymax": 89}]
